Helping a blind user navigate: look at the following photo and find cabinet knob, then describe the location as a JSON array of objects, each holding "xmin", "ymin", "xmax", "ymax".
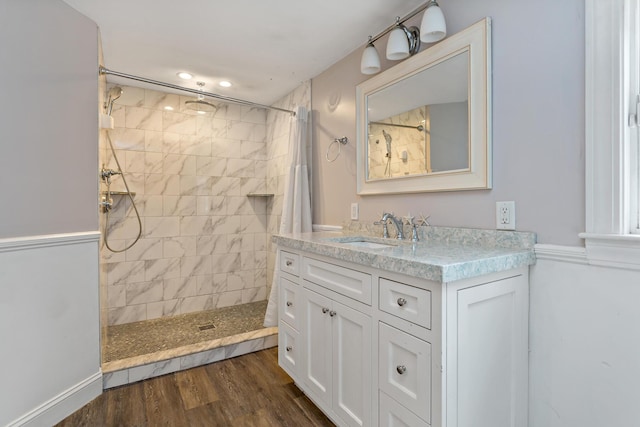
[
  {"xmin": 286, "ymin": 346, "xmax": 292, "ymax": 352},
  {"xmin": 397, "ymin": 297, "xmax": 407, "ymax": 307},
  {"xmin": 286, "ymin": 301, "xmax": 293, "ymax": 306},
  {"xmin": 285, "ymin": 260, "xmax": 293, "ymax": 266},
  {"xmin": 322, "ymin": 307, "xmax": 329, "ymax": 314},
  {"xmin": 396, "ymin": 365, "xmax": 407, "ymax": 375},
  {"xmin": 329, "ymin": 310, "xmax": 337, "ymax": 317}
]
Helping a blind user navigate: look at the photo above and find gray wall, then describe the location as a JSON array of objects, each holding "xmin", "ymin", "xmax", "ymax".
[
  {"xmin": 0, "ymin": 1, "xmax": 101, "ymax": 425},
  {"xmin": 0, "ymin": 0, "xmax": 99, "ymax": 239},
  {"xmin": 311, "ymin": 0, "xmax": 584, "ymax": 246}
]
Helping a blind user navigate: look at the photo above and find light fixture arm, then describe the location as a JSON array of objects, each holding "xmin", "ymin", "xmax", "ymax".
[{"xmin": 367, "ymin": 1, "xmax": 432, "ymax": 45}]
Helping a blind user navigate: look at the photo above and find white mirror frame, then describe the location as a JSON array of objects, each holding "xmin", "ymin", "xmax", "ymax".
[{"xmin": 356, "ymin": 18, "xmax": 492, "ymax": 195}]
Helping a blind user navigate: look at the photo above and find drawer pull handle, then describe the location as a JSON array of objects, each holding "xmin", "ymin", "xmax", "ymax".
[
  {"xmin": 329, "ymin": 310, "xmax": 337, "ymax": 317},
  {"xmin": 397, "ymin": 297, "xmax": 407, "ymax": 307},
  {"xmin": 286, "ymin": 346, "xmax": 292, "ymax": 352},
  {"xmin": 286, "ymin": 301, "xmax": 293, "ymax": 306},
  {"xmin": 285, "ymin": 260, "xmax": 293, "ymax": 267},
  {"xmin": 396, "ymin": 365, "xmax": 407, "ymax": 375},
  {"xmin": 322, "ymin": 307, "xmax": 330, "ymax": 314}
]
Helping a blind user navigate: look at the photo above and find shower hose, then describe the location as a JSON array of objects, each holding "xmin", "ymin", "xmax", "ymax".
[{"xmin": 102, "ymin": 131, "xmax": 142, "ymax": 252}]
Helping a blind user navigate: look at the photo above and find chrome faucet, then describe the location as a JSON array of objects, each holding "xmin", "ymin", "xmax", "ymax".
[{"xmin": 379, "ymin": 212, "xmax": 404, "ymax": 240}]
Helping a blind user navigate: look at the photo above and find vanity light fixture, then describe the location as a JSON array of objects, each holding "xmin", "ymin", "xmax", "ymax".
[
  {"xmin": 361, "ymin": 36, "xmax": 381, "ymax": 75},
  {"xmin": 386, "ymin": 17, "xmax": 420, "ymax": 60},
  {"xmin": 420, "ymin": 0, "xmax": 447, "ymax": 43},
  {"xmin": 360, "ymin": 0, "xmax": 447, "ymax": 74}
]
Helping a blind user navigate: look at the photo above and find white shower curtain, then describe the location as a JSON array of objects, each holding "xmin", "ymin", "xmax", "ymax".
[{"xmin": 264, "ymin": 105, "xmax": 312, "ymax": 327}]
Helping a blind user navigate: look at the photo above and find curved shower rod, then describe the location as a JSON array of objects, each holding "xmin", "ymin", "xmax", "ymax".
[{"xmin": 99, "ymin": 66, "xmax": 296, "ymax": 116}]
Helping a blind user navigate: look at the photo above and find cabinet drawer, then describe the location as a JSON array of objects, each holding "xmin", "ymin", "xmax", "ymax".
[
  {"xmin": 379, "ymin": 322, "xmax": 431, "ymax": 423},
  {"xmin": 280, "ymin": 250, "xmax": 300, "ymax": 276},
  {"xmin": 302, "ymin": 257, "xmax": 372, "ymax": 304},
  {"xmin": 379, "ymin": 391, "xmax": 429, "ymax": 427},
  {"xmin": 379, "ymin": 278, "xmax": 431, "ymax": 329},
  {"xmin": 279, "ymin": 277, "xmax": 300, "ymax": 330},
  {"xmin": 278, "ymin": 321, "xmax": 299, "ymax": 379}
]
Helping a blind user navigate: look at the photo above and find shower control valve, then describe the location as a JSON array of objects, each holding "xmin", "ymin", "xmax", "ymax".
[
  {"xmin": 100, "ymin": 196, "xmax": 113, "ymax": 212},
  {"xmin": 100, "ymin": 168, "xmax": 122, "ymax": 183}
]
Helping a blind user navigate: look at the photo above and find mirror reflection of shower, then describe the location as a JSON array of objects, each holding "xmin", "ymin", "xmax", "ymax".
[
  {"xmin": 382, "ymin": 129, "xmax": 392, "ymax": 177},
  {"xmin": 100, "ymin": 86, "xmax": 143, "ymax": 253}
]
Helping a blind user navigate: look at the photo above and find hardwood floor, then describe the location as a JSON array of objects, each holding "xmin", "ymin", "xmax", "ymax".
[{"xmin": 56, "ymin": 348, "xmax": 334, "ymax": 426}]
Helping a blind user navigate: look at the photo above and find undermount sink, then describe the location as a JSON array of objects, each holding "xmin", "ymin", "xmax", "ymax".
[
  {"xmin": 322, "ymin": 236, "xmax": 398, "ymax": 250},
  {"xmin": 342, "ymin": 240, "xmax": 396, "ymax": 249}
]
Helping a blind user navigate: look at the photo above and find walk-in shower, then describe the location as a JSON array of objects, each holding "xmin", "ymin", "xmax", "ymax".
[{"xmin": 97, "ymin": 69, "xmax": 308, "ymax": 388}]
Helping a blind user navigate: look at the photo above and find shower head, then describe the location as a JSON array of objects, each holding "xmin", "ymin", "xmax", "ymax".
[
  {"xmin": 105, "ymin": 86, "xmax": 123, "ymax": 116},
  {"xmin": 185, "ymin": 98, "xmax": 218, "ymax": 113},
  {"xmin": 185, "ymin": 81, "xmax": 218, "ymax": 114}
]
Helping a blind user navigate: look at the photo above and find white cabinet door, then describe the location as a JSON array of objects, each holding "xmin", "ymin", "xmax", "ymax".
[
  {"xmin": 447, "ymin": 275, "xmax": 528, "ymax": 427},
  {"xmin": 303, "ymin": 288, "xmax": 333, "ymax": 405},
  {"xmin": 332, "ymin": 300, "xmax": 372, "ymax": 427}
]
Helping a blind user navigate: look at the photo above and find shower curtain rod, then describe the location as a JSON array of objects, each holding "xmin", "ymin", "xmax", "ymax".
[
  {"xmin": 99, "ymin": 66, "xmax": 296, "ymax": 116},
  {"xmin": 369, "ymin": 121, "xmax": 425, "ymax": 131}
]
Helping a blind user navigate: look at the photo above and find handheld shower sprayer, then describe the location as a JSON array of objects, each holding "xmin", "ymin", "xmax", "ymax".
[
  {"xmin": 382, "ymin": 129, "xmax": 392, "ymax": 157},
  {"xmin": 105, "ymin": 86, "xmax": 123, "ymax": 116}
]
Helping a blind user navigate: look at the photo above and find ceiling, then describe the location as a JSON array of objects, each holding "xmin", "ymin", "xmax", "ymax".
[{"xmin": 63, "ymin": 0, "xmax": 425, "ymax": 106}]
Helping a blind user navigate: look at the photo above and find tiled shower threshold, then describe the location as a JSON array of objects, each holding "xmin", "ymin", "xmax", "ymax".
[{"xmin": 101, "ymin": 300, "xmax": 277, "ymax": 389}]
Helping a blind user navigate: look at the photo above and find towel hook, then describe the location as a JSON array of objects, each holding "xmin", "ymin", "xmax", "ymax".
[{"xmin": 326, "ymin": 136, "xmax": 349, "ymax": 162}]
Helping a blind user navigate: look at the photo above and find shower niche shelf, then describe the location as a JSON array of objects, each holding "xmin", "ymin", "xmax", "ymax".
[
  {"xmin": 246, "ymin": 193, "xmax": 274, "ymax": 197},
  {"xmin": 101, "ymin": 191, "xmax": 136, "ymax": 197}
]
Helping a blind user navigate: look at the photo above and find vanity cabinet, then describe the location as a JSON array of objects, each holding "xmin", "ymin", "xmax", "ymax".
[
  {"xmin": 277, "ymin": 247, "xmax": 529, "ymax": 427},
  {"xmin": 302, "ymin": 287, "xmax": 372, "ymax": 427}
]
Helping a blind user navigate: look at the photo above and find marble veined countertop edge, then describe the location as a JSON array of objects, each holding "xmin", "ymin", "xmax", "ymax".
[{"xmin": 273, "ymin": 229, "xmax": 536, "ymax": 283}]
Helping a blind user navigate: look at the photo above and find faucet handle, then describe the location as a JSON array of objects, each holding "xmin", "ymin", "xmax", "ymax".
[
  {"xmin": 411, "ymin": 223, "xmax": 419, "ymax": 242},
  {"xmin": 374, "ymin": 220, "xmax": 390, "ymax": 238}
]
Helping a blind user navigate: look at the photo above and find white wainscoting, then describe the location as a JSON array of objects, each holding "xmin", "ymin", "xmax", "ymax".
[
  {"xmin": 0, "ymin": 231, "xmax": 102, "ymax": 427},
  {"xmin": 530, "ymin": 243, "xmax": 640, "ymax": 427}
]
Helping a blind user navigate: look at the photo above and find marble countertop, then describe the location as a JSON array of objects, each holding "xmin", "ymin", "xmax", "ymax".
[{"xmin": 273, "ymin": 227, "xmax": 536, "ymax": 283}]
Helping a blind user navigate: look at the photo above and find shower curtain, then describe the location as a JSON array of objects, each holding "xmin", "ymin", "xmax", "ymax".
[{"xmin": 264, "ymin": 105, "xmax": 312, "ymax": 327}]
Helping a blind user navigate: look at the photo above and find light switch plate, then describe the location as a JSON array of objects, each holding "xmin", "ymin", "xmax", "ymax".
[{"xmin": 351, "ymin": 203, "xmax": 359, "ymax": 220}]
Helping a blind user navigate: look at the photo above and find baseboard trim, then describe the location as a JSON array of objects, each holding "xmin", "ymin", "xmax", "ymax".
[
  {"xmin": 0, "ymin": 231, "xmax": 101, "ymax": 252},
  {"xmin": 7, "ymin": 371, "xmax": 102, "ymax": 427},
  {"xmin": 534, "ymin": 244, "xmax": 588, "ymax": 264}
]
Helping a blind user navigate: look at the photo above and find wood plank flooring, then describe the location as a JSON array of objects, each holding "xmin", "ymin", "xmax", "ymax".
[{"xmin": 56, "ymin": 348, "xmax": 334, "ymax": 427}]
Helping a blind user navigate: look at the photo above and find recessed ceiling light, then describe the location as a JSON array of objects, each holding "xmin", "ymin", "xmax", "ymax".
[
  {"xmin": 219, "ymin": 81, "xmax": 232, "ymax": 88},
  {"xmin": 197, "ymin": 110, "xmax": 206, "ymax": 115},
  {"xmin": 164, "ymin": 106, "xmax": 174, "ymax": 111},
  {"xmin": 177, "ymin": 72, "xmax": 193, "ymax": 80}
]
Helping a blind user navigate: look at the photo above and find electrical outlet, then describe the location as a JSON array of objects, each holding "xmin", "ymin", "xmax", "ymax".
[
  {"xmin": 351, "ymin": 203, "xmax": 359, "ymax": 220},
  {"xmin": 496, "ymin": 201, "xmax": 516, "ymax": 230}
]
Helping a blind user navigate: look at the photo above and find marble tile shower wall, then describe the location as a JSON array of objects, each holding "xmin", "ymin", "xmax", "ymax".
[{"xmin": 100, "ymin": 85, "xmax": 272, "ymax": 326}]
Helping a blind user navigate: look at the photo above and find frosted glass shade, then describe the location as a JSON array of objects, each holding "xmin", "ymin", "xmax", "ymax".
[
  {"xmin": 420, "ymin": 3, "xmax": 446, "ymax": 43},
  {"xmin": 361, "ymin": 44, "xmax": 381, "ymax": 75},
  {"xmin": 386, "ymin": 26, "xmax": 410, "ymax": 60}
]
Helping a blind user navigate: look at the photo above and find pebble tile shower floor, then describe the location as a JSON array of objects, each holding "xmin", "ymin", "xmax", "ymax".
[
  {"xmin": 104, "ymin": 300, "xmax": 268, "ymax": 362},
  {"xmin": 101, "ymin": 300, "xmax": 278, "ymax": 389}
]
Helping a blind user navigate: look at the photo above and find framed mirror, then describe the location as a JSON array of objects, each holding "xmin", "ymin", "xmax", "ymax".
[{"xmin": 356, "ymin": 18, "xmax": 492, "ymax": 195}]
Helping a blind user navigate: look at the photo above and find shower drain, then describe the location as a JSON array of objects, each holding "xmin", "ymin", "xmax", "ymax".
[{"xmin": 198, "ymin": 322, "xmax": 216, "ymax": 331}]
